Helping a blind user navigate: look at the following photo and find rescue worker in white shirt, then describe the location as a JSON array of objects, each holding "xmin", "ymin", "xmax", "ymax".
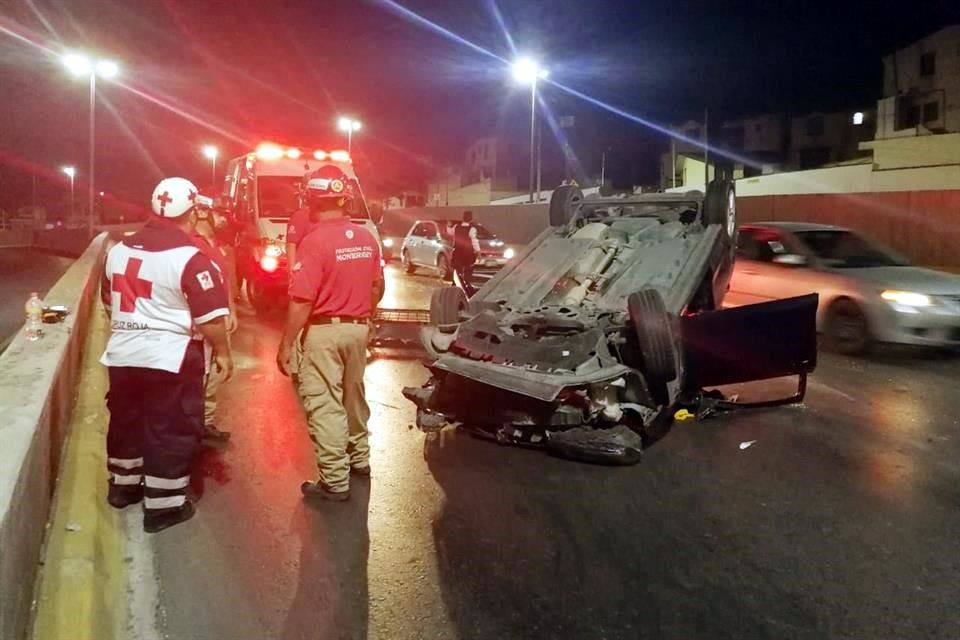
[
  {"xmin": 448, "ymin": 210, "xmax": 481, "ymax": 296},
  {"xmin": 100, "ymin": 177, "xmax": 233, "ymax": 533}
]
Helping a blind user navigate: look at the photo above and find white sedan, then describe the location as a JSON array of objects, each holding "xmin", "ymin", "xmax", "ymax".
[{"xmin": 726, "ymin": 222, "xmax": 960, "ymax": 353}]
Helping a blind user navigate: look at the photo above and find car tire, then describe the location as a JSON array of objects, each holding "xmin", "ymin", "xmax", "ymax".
[
  {"xmin": 437, "ymin": 253, "xmax": 452, "ymax": 281},
  {"xmin": 704, "ymin": 179, "xmax": 737, "ymax": 242},
  {"xmin": 628, "ymin": 289, "xmax": 678, "ymax": 401},
  {"xmin": 430, "ymin": 286, "xmax": 467, "ymax": 327},
  {"xmin": 402, "ymin": 250, "xmax": 416, "ymax": 274},
  {"xmin": 549, "ymin": 185, "xmax": 584, "ymax": 227},
  {"xmin": 825, "ymin": 299, "xmax": 871, "ymax": 355}
]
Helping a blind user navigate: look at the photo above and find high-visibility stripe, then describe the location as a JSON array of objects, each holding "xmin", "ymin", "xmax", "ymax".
[
  {"xmin": 144, "ymin": 495, "xmax": 185, "ymax": 510},
  {"xmin": 108, "ymin": 457, "xmax": 144, "ymax": 469},
  {"xmin": 112, "ymin": 473, "xmax": 142, "ymax": 486},
  {"xmin": 144, "ymin": 475, "xmax": 190, "ymax": 490}
]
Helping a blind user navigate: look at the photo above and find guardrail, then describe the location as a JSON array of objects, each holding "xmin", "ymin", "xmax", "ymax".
[{"xmin": 0, "ymin": 235, "xmax": 105, "ymax": 640}]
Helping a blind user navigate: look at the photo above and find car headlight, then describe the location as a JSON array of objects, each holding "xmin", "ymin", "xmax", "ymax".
[
  {"xmin": 503, "ymin": 248, "xmax": 515, "ymax": 260},
  {"xmin": 264, "ymin": 243, "xmax": 284, "ymax": 258},
  {"xmin": 383, "ymin": 238, "xmax": 394, "ymax": 248},
  {"xmin": 881, "ymin": 290, "xmax": 932, "ymax": 307}
]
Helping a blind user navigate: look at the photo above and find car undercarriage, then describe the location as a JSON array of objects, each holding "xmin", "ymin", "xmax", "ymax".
[{"xmin": 403, "ymin": 182, "xmax": 818, "ymax": 464}]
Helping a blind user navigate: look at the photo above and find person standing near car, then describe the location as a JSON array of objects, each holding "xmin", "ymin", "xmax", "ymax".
[
  {"xmin": 100, "ymin": 177, "xmax": 233, "ymax": 532},
  {"xmin": 449, "ymin": 210, "xmax": 481, "ymax": 295},
  {"xmin": 276, "ymin": 166, "xmax": 383, "ymax": 501},
  {"xmin": 192, "ymin": 195, "xmax": 238, "ymax": 443}
]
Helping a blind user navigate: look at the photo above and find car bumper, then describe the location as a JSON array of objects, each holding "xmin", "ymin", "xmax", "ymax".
[{"xmin": 872, "ymin": 302, "xmax": 960, "ymax": 347}]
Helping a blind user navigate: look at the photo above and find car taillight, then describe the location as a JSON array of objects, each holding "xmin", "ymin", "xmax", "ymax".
[{"xmin": 260, "ymin": 255, "xmax": 279, "ymax": 272}]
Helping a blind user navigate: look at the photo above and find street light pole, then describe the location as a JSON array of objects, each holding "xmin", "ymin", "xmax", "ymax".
[
  {"xmin": 88, "ymin": 71, "xmax": 95, "ymax": 233},
  {"xmin": 513, "ymin": 57, "xmax": 548, "ymax": 204},
  {"xmin": 337, "ymin": 117, "xmax": 362, "ymax": 154},
  {"xmin": 528, "ymin": 79, "xmax": 536, "ymax": 203}
]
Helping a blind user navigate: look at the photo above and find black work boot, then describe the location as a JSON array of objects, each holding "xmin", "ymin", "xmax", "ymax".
[
  {"xmin": 300, "ymin": 481, "xmax": 350, "ymax": 502},
  {"xmin": 107, "ymin": 482, "xmax": 143, "ymax": 509},
  {"xmin": 143, "ymin": 500, "xmax": 196, "ymax": 533},
  {"xmin": 202, "ymin": 424, "xmax": 231, "ymax": 443}
]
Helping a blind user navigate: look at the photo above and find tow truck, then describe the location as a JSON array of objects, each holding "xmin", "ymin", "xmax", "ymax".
[{"xmin": 220, "ymin": 143, "xmax": 381, "ymax": 313}]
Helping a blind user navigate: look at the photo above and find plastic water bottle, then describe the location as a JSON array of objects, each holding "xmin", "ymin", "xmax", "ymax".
[{"xmin": 25, "ymin": 292, "xmax": 42, "ymax": 341}]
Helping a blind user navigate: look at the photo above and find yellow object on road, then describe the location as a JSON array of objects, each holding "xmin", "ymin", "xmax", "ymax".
[{"xmin": 673, "ymin": 409, "xmax": 695, "ymax": 422}]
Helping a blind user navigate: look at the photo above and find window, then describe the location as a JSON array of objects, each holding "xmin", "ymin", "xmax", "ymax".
[
  {"xmin": 736, "ymin": 228, "xmax": 792, "ymax": 262},
  {"xmin": 412, "ymin": 223, "xmax": 431, "ymax": 237},
  {"xmin": 923, "ymin": 101, "xmax": 940, "ymax": 123},
  {"xmin": 920, "ymin": 52, "xmax": 936, "ymax": 76},
  {"xmin": 806, "ymin": 116, "xmax": 824, "ymax": 137}
]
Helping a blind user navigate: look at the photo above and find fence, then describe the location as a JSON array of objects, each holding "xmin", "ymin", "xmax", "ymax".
[{"xmin": 738, "ymin": 190, "xmax": 960, "ymax": 267}]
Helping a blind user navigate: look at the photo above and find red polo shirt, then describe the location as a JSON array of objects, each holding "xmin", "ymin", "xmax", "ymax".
[
  {"xmin": 288, "ymin": 218, "xmax": 382, "ymax": 318},
  {"xmin": 285, "ymin": 207, "xmax": 317, "ymax": 247}
]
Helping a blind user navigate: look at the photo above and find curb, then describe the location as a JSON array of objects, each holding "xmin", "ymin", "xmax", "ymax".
[{"xmin": 29, "ymin": 310, "xmax": 127, "ymax": 640}]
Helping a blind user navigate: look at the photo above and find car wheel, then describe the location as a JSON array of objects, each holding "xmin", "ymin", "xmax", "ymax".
[
  {"xmin": 402, "ymin": 250, "xmax": 416, "ymax": 274},
  {"xmin": 437, "ymin": 253, "xmax": 452, "ymax": 281},
  {"xmin": 549, "ymin": 185, "xmax": 584, "ymax": 227},
  {"xmin": 825, "ymin": 299, "xmax": 870, "ymax": 355},
  {"xmin": 704, "ymin": 180, "xmax": 736, "ymax": 241},
  {"xmin": 430, "ymin": 286, "xmax": 467, "ymax": 327},
  {"xmin": 628, "ymin": 289, "xmax": 678, "ymax": 402}
]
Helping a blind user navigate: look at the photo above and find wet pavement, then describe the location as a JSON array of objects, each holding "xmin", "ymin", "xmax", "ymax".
[
  {"xmin": 0, "ymin": 248, "xmax": 74, "ymax": 345},
  {"xmin": 150, "ymin": 265, "xmax": 960, "ymax": 640}
]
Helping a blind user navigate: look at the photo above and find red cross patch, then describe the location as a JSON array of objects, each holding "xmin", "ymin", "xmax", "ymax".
[
  {"xmin": 112, "ymin": 258, "xmax": 153, "ymax": 313},
  {"xmin": 156, "ymin": 191, "xmax": 173, "ymax": 215}
]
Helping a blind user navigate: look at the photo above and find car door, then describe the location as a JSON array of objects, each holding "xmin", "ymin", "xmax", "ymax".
[
  {"xmin": 727, "ymin": 227, "xmax": 824, "ymax": 306},
  {"xmin": 420, "ymin": 221, "xmax": 442, "ymax": 267},
  {"xmin": 405, "ymin": 222, "xmax": 426, "ymax": 265}
]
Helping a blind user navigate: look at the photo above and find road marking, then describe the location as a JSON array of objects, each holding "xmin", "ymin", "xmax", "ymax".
[
  {"xmin": 121, "ymin": 510, "xmax": 164, "ymax": 640},
  {"xmin": 808, "ymin": 379, "xmax": 856, "ymax": 403}
]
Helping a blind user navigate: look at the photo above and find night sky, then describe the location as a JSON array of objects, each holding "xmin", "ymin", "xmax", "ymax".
[{"xmin": 0, "ymin": 0, "xmax": 957, "ymax": 213}]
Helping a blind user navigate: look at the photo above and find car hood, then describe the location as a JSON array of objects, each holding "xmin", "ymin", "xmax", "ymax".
[{"xmin": 841, "ymin": 266, "xmax": 960, "ymax": 295}]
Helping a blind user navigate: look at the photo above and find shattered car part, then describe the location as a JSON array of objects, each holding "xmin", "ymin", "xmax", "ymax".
[{"xmin": 405, "ymin": 181, "xmax": 818, "ymax": 465}]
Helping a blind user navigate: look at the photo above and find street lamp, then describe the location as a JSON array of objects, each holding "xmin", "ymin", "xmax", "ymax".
[
  {"xmin": 337, "ymin": 116, "xmax": 362, "ymax": 153},
  {"xmin": 62, "ymin": 166, "xmax": 76, "ymax": 219},
  {"xmin": 512, "ymin": 57, "xmax": 548, "ymax": 203},
  {"xmin": 202, "ymin": 145, "xmax": 219, "ymax": 186},
  {"xmin": 63, "ymin": 52, "xmax": 119, "ymax": 234}
]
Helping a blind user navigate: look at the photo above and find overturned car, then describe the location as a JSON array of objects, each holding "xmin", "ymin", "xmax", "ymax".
[{"xmin": 403, "ymin": 181, "xmax": 818, "ymax": 464}]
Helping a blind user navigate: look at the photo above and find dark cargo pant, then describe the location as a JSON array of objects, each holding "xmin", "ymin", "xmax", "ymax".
[{"xmin": 106, "ymin": 341, "xmax": 204, "ymax": 514}]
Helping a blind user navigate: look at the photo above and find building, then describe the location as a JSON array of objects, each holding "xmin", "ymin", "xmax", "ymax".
[
  {"xmin": 789, "ymin": 109, "xmax": 875, "ymax": 169},
  {"xmin": 426, "ymin": 136, "xmax": 523, "ymax": 206},
  {"xmin": 876, "ymin": 25, "xmax": 960, "ymax": 139}
]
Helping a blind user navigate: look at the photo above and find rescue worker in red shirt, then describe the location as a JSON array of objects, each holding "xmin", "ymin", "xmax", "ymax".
[
  {"xmin": 192, "ymin": 195, "xmax": 239, "ymax": 443},
  {"xmin": 276, "ymin": 166, "xmax": 383, "ymax": 501},
  {"xmin": 101, "ymin": 177, "xmax": 233, "ymax": 532}
]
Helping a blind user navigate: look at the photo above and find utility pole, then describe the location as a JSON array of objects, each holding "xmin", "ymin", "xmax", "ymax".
[
  {"xmin": 601, "ymin": 150, "xmax": 606, "ymax": 187},
  {"xmin": 671, "ymin": 137, "xmax": 676, "ymax": 189},
  {"xmin": 703, "ymin": 108, "xmax": 710, "ymax": 189},
  {"xmin": 535, "ymin": 120, "xmax": 542, "ymax": 201}
]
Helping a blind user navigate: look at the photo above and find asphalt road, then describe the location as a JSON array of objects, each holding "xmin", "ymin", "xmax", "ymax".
[
  {"xmin": 0, "ymin": 248, "xmax": 74, "ymax": 345},
  {"xmin": 145, "ymin": 265, "xmax": 960, "ymax": 640}
]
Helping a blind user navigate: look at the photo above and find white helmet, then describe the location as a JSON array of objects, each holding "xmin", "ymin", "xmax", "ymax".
[{"xmin": 151, "ymin": 177, "xmax": 200, "ymax": 218}]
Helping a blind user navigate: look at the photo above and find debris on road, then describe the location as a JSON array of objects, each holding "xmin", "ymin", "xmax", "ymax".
[{"xmin": 739, "ymin": 440, "xmax": 757, "ymax": 450}]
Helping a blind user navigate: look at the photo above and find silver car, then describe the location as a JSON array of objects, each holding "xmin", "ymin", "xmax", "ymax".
[
  {"xmin": 727, "ymin": 222, "xmax": 960, "ymax": 353},
  {"xmin": 400, "ymin": 219, "xmax": 514, "ymax": 279}
]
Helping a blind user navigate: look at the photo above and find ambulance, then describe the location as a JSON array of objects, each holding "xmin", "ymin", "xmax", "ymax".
[{"xmin": 221, "ymin": 143, "xmax": 381, "ymax": 312}]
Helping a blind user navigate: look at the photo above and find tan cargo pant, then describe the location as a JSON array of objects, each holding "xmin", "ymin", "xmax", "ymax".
[
  {"xmin": 203, "ymin": 334, "xmax": 232, "ymax": 426},
  {"xmin": 295, "ymin": 322, "xmax": 370, "ymax": 492}
]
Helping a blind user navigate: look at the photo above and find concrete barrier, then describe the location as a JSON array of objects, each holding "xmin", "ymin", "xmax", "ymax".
[
  {"xmin": 0, "ymin": 229, "xmax": 32, "ymax": 249},
  {"xmin": 0, "ymin": 235, "xmax": 105, "ymax": 640}
]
